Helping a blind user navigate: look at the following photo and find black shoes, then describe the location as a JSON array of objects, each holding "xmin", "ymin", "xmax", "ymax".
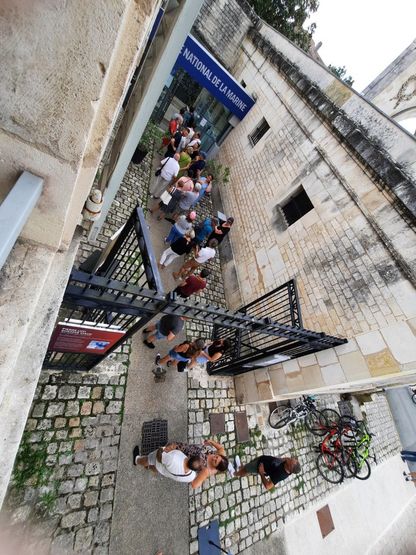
[
  {"xmin": 155, "ymin": 353, "xmax": 161, "ymax": 365},
  {"xmin": 143, "ymin": 339, "xmax": 155, "ymax": 349}
]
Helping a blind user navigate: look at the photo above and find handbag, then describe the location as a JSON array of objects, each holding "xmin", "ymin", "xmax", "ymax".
[
  {"xmin": 155, "ymin": 157, "xmax": 170, "ymax": 177},
  {"xmin": 160, "ymin": 189, "xmax": 173, "ymax": 205}
]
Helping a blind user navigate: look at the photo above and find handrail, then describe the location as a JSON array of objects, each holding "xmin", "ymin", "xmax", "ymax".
[{"xmin": 0, "ymin": 171, "xmax": 43, "ymax": 271}]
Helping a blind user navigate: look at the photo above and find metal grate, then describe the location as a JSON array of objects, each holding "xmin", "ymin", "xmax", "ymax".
[
  {"xmin": 248, "ymin": 117, "xmax": 270, "ymax": 146},
  {"xmin": 141, "ymin": 419, "xmax": 168, "ymax": 456}
]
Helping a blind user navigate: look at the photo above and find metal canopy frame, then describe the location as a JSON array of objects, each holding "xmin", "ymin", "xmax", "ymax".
[{"xmin": 44, "ymin": 207, "xmax": 347, "ymax": 373}]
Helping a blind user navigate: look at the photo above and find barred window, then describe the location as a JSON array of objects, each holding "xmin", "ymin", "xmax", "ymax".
[
  {"xmin": 281, "ymin": 187, "xmax": 313, "ymax": 226},
  {"xmin": 248, "ymin": 118, "xmax": 270, "ymax": 146}
]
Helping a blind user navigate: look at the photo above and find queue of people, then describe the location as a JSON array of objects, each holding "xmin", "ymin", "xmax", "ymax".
[{"xmin": 134, "ymin": 107, "xmax": 301, "ymax": 506}]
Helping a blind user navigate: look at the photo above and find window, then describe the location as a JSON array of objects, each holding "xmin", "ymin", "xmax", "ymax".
[
  {"xmin": 281, "ymin": 187, "xmax": 314, "ymax": 226},
  {"xmin": 248, "ymin": 117, "xmax": 270, "ymax": 146}
]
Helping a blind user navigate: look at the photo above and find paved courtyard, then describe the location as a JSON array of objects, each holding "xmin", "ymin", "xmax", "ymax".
[{"xmin": 1, "ymin": 127, "xmax": 403, "ymax": 554}]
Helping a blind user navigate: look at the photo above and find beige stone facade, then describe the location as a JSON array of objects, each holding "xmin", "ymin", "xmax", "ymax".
[
  {"xmin": 216, "ymin": 23, "xmax": 416, "ymax": 402},
  {"xmin": 0, "ymin": 0, "xmax": 161, "ymax": 506}
]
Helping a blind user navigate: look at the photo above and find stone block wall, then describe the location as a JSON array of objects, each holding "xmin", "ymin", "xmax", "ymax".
[
  {"xmin": 193, "ymin": 0, "xmax": 257, "ymax": 71},
  {"xmin": 215, "ymin": 25, "xmax": 416, "ymax": 400}
]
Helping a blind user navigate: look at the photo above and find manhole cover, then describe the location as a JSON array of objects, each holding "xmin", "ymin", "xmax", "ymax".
[
  {"xmin": 141, "ymin": 419, "xmax": 168, "ymax": 455},
  {"xmin": 316, "ymin": 504, "xmax": 335, "ymax": 538},
  {"xmin": 209, "ymin": 413, "xmax": 225, "ymax": 435},
  {"xmin": 235, "ymin": 411, "xmax": 249, "ymax": 443}
]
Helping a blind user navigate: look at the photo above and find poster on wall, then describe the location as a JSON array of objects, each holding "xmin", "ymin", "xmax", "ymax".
[{"xmin": 48, "ymin": 322, "xmax": 125, "ymax": 354}]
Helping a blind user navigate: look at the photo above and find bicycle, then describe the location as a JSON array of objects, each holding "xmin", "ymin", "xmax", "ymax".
[
  {"xmin": 315, "ymin": 424, "xmax": 358, "ymax": 484},
  {"xmin": 314, "ymin": 414, "xmax": 375, "ymax": 483},
  {"xmin": 342, "ymin": 420, "xmax": 376, "ymax": 480},
  {"xmin": 268, "ymin": 396, "xmax": 324, "ymax": 431}
]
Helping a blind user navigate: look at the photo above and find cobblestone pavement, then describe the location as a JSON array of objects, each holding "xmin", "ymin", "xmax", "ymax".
[{"xmin": 186, "ymin": 381, "xmax": 402, "ymax": 555}]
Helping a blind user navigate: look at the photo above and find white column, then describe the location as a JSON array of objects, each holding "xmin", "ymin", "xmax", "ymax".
[{"xmin": 89, "ymin": 0, "xmax": 204, "ymax": 241}]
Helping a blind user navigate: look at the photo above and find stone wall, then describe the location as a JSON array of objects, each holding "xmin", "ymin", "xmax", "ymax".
[
  {"xmin": 193, "ymin": 0, "xmax": 258, "ymax": 71},
  {"xmin": 362, "ymin": 39, "xmax": 416, "ymax": 121},
  {"xmin": 0, "ymin": 0, "xmax": 159, "ymax": 507},
  {"xmin": 215, "ymin": 23, "xmax": 416, "ymax": 400}
]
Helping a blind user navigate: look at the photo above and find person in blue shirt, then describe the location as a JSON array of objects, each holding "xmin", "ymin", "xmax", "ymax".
[
  {"xmin": 194, "ymin": 173, "xmax": 214, "ymax": 205},
  {"xmin": 194, "ymin": 217, "xmax": 217, "ymax": 245}
]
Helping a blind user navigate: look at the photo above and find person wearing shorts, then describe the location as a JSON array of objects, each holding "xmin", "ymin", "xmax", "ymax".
[
  {"xmin": 155, "ymin": 339, "xmax": 205, "ymax": 369},
  {"xmin": 142, "ymin": 315, "xmax": 185, "ymax": 349},
  {"xmin": 233, "ymin": 455, "xmax": 301, "ymax": 491}
]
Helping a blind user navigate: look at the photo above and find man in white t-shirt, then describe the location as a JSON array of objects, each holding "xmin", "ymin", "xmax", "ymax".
[
  {"xmin": 150, "ymin": 153, "xmax": 180, "ymax": 198},
  {"xmin": 173, "ymin": 238, "xmax": 218, "ymax": 280},
  {"xmin": 133, "ymin": 445, "xmax": 202, "ymax": 486}
]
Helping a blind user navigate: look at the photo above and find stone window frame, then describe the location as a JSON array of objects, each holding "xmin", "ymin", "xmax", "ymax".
[
  {"xmin": 278, "ymin": 185, "xmax": 314, "ymax": 227},
  {"xmin": 248, "ymin": 117, "xmax": 270, "ymax": 146}
]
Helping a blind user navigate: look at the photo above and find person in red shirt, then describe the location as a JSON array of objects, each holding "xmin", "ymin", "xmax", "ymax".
[{"xmin": 173, "ymin": 269, "xmax": 209, "ymax": 298}]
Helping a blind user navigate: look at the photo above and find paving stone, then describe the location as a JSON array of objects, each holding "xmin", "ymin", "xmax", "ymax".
[
  {"xmin": 46, "ymin": 403, "xmax": 65, "ymax": 417},
  {"xmin": 106, "ymin": 401, "xmax": 122, "ymax": 414},
  {"xmin": 58, "ymin": 386, "xmax": 77, "ymax": 400},
  {"xmin": 68, "ymin": 493, "xmax": 82, "ymax": 509},
  {"xmin": 74, "ymin": 478, "xmax": 88, "ymax": 492},
  {"xmin": 92, "ymin": 387, "xmax": 103, "ymax": 400},
  {"xmin": 78, "ymin": 386, "xmax": 92, "ymax": 399},
  {"xmin": 84, "ymin": 491, "xmax": 99, "ymax": 507},
  {"xmin": 86, "ymin": 462, "xmax": 101, "ymax": 476},
  {"xmin": 74, "ymin": 526, "xmax": 93, "ymax": 552},
  {"xmin": 50, "ymin": 533, "xmax": 75, "ymax": 554},
  {"xmin": 61, "ymin": 510, "xmax": 86, "ymax": 528},
  {"xmin": 42, "ymin": 386, "xmax": 58, "ymax": 400},
  {"xmin": 81, "ymin": 402, "xmax": 92, "ymax": 416},
  {"xmin": 66, "ymin": 401, "xmax": 80, "ymax": 416}
]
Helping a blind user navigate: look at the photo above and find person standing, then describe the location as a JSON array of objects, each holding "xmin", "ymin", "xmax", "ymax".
[
  {"xmin": 150, "ymin": 153, "xmax": 180, "ymax": 198},
  {"xmin": 155, "ymin": 338, "xmax": 205, "ymax": 369},
  {"xmin": 207, "ymin": 217, "xmax": 234, "ymax": 245},
  {"xmin": 233, "ymin": 455, "xmax": 301, "ymax": 491},
  {"xmin": 188, "ymin": 338, "xmax": 231, "ymax": 368},
  {"xmin": 176, "ymin": 183, "xmax": 201, "ymax": 215},
  {"xmin": 166, "ymin": 128, "xmax": 188, "ymax": 158},
  {"xmin": 173, "ymin": 239, "xmax": 217, "ymax": 280},
  {"xmin": 188, "ymin": 132, "xmax": 201, "ymax": 150},
  {"xmin": 142, "ymin": 314, "xmax": 185, "ymax": 349},
  {"xmin": 174, "ymin": 269, "xmax": 209, "ymax": 298},
  {"xmin": 165, "ymin": 211, "xmax": 196, "ymax": 244},
  {"xmin": 194, "ymin": 217, "xmax": 217, "ymax": 245},
  {"xmin": 177, "ymin": 147, "xmax": 194, "ymax": 178},
  {"xmin": 159, "ymin": 230, "xmax": 195, "ymax": 269},
  {"xmin": 171, "ymin": 438, "xmax": 229, "ymax": 488},
  {"xmin": 196, "ymin": 174, "xmax": 214, "ymax": 203},
  {"xmin": 133, "ymin": 445, "xmax": 202, "ymax": 488},
  {"xmin": 188, "ymin": 152, "xmax": 206, "ymax": 179}
]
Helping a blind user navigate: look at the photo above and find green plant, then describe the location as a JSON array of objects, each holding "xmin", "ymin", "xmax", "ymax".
[
  {"xmin": 12, "ymin": 434, "xmax": 52, "ymax": 491},
  {"xmin": 205, "ymin": 160, "xmax": 230, "ymax": 185},
  {"xmin": 37, "ymin": 486, "xmax": 58, "ymax": 515}
]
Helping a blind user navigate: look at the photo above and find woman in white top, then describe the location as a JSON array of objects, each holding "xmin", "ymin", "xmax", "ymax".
[{"xmin": 133, "ymin": 445, "xmax": 203, "ymax": 488}]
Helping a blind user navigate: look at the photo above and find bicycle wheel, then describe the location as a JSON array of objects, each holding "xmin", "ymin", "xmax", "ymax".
[
  {"xmin": 268, "ymin": 406, "xmax": 291, "ymax": 429},
  {"xmin": 316, "ymin": 453, "xmax": 344, "ymax": 484},
  {"xmin": 412, "ymin": 393, "xmax": 416, "ymax": 405},
  {"xmin": 353, "ymin": 458, "xmax": 371, "ymax": 480},
  {"xmin": 343, "ymin": 452, "xmax": 358, "ymax": 478},
  {"xmin": 305, "ymin": 410, "xmax": 327, "ymax": 435}
]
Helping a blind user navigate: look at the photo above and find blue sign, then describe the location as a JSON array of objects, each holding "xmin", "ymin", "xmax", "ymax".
[{"xmin": 173, "ymin": 35, "xmax": 255, "ymax": 120}]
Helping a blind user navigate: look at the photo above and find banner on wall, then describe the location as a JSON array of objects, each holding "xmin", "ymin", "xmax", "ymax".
[
  {"xmin": 173, "ymin": 35, "xmax": 255, "ymax": 120},
  {"xmin": 48, "ymin": 322, "xmax": 125, "ymax": 354}
]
